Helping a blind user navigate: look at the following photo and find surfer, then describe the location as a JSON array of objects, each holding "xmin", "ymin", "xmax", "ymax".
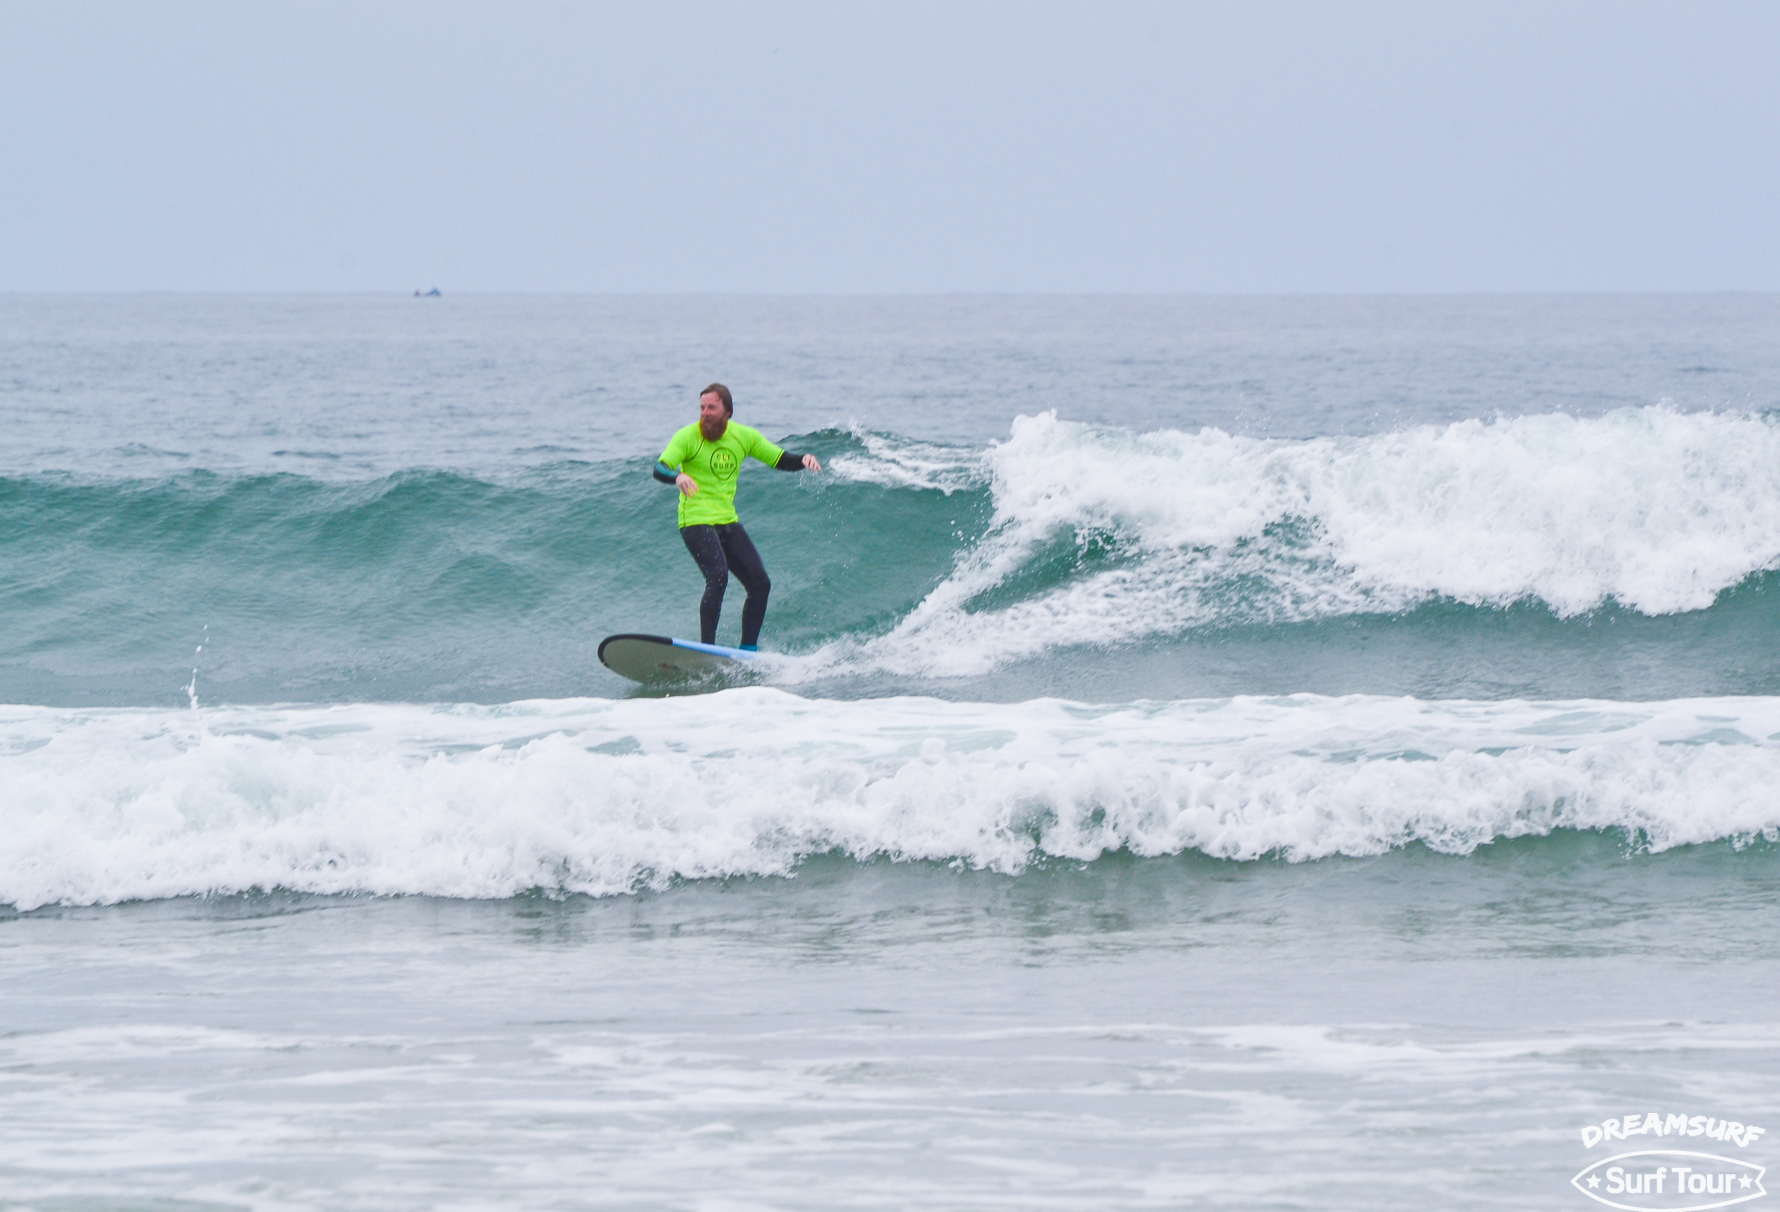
[{"xmin": 652, "ymin": 383, "xmax": 821, "ymax": 650}]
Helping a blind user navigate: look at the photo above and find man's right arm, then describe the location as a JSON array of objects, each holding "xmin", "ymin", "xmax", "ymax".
[
  {"xmin": 654, "ymin": 459, "xmax": 696, "ymax": 495},
  {"xmin": 654, "ymin": 430, "xmax": 687, "ymax": 485},
  {"xmin": 653, "ymin": 432, "xmax": 699, "ymax": 495}
]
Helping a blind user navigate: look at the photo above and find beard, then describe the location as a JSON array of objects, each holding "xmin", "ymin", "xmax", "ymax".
[{"xmin": 700, "ymin": 415, "xmax": 728, "ymax": 441}]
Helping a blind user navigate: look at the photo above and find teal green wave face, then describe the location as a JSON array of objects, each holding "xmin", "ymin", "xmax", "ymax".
[{"xmin": 2, "ymin": 423, "xmax": 1779, "ymax": 707}]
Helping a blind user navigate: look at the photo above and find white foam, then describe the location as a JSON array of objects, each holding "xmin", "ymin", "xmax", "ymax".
[
  {"xmin": 831, "ymin": 407, "xmax": 1780, "ymax": 677},
  {"xmin": 826, "ymin": 427, "xmax": 982, "ymax": 493},
  {"xmin": 5, "ymin": 690, "xmax": 1778, "ymax": 909}
]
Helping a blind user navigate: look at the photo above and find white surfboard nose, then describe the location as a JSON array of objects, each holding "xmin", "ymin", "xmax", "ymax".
[{"xmin": 598, "ymin": 633, "xmax": 758, "ymax": 685}]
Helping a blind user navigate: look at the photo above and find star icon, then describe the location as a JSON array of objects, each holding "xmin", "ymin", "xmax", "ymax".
[{"xmin": 1588, "ymin": 1174, "xmax": 1602, "ymax": 1189}]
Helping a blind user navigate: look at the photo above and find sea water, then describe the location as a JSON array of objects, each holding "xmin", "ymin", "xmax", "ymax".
[{"xmin": 2, "ymin": 294, "xmax": 1778, "ymax": 1209}]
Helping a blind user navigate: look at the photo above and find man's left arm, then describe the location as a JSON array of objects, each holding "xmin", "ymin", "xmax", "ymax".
[{"xmin": 750, "ymin": 429, "xmax": 821, "ymax": 472}]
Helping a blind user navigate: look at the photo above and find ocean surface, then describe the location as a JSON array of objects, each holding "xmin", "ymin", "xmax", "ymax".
[{"xmin": 3, "ymin": 293, "xmax": 1778, "ymax": 1210}]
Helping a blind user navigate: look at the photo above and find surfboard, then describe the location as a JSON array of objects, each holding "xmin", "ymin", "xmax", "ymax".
[{"xmin": 597, "ymin": 633, "xmax": 761, "ymax": 685}]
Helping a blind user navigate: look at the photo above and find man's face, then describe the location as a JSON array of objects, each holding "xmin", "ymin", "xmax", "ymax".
[{"xmin": 698, "ymin": 392, "xmax": 728, "ymax": 438}]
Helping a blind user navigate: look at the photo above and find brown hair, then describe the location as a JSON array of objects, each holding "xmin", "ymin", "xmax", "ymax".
[{"xmin": 700, "ymin": 383, "xmax": 733, "ymax": 415}]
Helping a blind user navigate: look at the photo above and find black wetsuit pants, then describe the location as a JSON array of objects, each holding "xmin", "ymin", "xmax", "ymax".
[{"xmin": 680, "ymin": 523, "xmax": 771, "ymax": 647}]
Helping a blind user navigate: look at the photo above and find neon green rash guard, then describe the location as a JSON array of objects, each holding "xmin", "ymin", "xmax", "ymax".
[{"xmin": 656, "ymin": 422, "xmax": 787, "ymax": 527}]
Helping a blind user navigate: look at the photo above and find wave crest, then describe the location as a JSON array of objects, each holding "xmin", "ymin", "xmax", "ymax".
[{"xmin": 840, "ymin": 407, "xmax": 1780, "ymax": 676}]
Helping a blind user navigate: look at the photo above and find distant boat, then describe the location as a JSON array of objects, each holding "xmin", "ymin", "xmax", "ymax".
[{"xmin": 413, "ymin": 287, "xmax": 442, "ymax": 297}]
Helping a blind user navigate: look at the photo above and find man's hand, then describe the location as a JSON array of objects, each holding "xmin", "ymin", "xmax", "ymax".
[
  {"xmin": 801, "ymin": 454, "xmax": 822, "ymax": 471},
  {"xmin": 677, "ymin": 472, "xmax": 698, "ymax": 496}
]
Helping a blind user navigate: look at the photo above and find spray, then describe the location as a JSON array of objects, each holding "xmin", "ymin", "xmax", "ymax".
[{"xmin": 184, "ymin": 623, "xmax": 209, "ymax": 733}]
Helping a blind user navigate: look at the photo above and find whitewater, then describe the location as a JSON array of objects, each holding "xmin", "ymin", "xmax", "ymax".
[{"xmin": 7, "ymin": 690, "xmax": 1780, "ymax": 911}]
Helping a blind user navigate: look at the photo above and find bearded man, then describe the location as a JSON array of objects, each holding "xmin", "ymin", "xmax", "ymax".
[{"xmin": 651, "ymin": 383, "xmax": 823, "ymax": 650}]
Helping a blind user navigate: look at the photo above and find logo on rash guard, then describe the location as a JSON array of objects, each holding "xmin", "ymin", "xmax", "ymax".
[{"xmin": 710, "ymin": 448, "xmax": 738, "ymax": 479}]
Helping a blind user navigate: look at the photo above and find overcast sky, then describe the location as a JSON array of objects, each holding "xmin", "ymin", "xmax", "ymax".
[{"xmin": 5, "ymin": 0, "xmax": 1778, "ymax": 292}]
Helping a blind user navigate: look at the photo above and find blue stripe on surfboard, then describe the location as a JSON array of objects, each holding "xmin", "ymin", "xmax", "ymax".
[{"xmin": 668, "ymin": 638, "xmax": 760, "ymax": 660}]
